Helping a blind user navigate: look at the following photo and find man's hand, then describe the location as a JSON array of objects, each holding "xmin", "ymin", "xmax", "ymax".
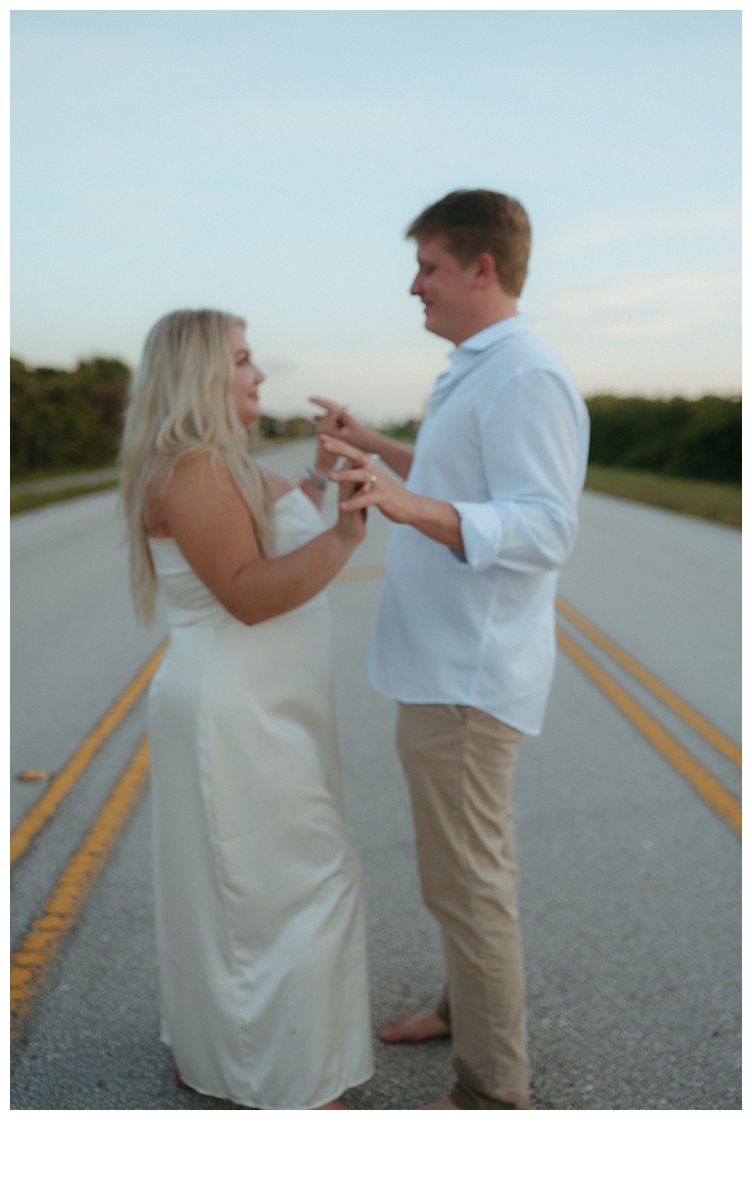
[
  {"xmin": 321, "ymin": 434, "xmax": 417, "ymax": 524},
  {"xmin": 321, "ymin": 434, "xmax": 464, "ymax": 554}
]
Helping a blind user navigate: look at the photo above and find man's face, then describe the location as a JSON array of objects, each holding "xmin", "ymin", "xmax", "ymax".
[{"xmin": 410, "ymin": 236, "xmax": 479, "ymax": 345}]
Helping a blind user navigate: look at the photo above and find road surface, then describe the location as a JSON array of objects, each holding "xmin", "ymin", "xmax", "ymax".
[{"xmin": 10, "ymin": 440, "xmax": 741, "ymax": 1113}]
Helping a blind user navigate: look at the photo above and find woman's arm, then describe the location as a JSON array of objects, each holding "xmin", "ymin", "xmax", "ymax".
[
  {"xmin": 160, "ymin": 453, "xmax": 366, "ymax": 625},
  {"xmin": 297, "ymin": 440, "xmax": 341, "ymax": 511}
]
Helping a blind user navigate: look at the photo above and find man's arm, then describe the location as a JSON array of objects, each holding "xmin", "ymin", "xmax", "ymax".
[
  {"xmin": 310, "ymin": 397, "xmax": 414, "ymax": 480},
  {"xmin": 322, "ymin": 368, "xmax": 588, "ymax": 573},
  {"xmin": 452, "ymin": 368, "xmax": 588, "ymax": 574}
]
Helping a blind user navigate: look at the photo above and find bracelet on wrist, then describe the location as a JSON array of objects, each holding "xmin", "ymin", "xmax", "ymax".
[{"xmin": 303, "ymin": 464, "xmax": 329, "ymax": 490}]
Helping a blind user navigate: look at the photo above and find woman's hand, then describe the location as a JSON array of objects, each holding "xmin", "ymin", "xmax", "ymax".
[
  {"xmin": 310, "ymin": 397, "xmax": 375, "ymax": 453},
  {"xmin": 298, "ymin": 404, "xmax": 347, "ymax": 506},
  {"xmin": 331, "ymin": 445, "xmax": 369, "ymax": 546},
  {"xmin": 320, "ymin": 434, "xmax": 417, "ymax": 526},
  {"xmin": 335, "ymin": 480, "xmax": 368, "ymax": 545}
]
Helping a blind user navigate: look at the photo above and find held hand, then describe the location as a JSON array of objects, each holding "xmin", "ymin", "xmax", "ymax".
[
  {"xmin": 320, "ymin": 434, "xmax": 417, "ymax": 526},
  {"xmin": 335, "ymin": 476, "xmax": 368, "ymax": 545},
  {"xmin": 310, "ymin": 397, "xmax": 373, "ymax": 452},
  {"xmin": 323, "ymin": 438, "xmax": 369, "ymax": 546}
]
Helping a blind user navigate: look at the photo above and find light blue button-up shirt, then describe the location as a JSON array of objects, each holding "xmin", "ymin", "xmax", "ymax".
[{"xmin": 367, "ymin": 314, "xmax": 590, "ymax": 735}]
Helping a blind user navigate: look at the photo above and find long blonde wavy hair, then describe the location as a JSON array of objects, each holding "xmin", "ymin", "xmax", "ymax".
[{"xmin": 120, "ymin": 309, "xmax": 276, "ymax": 625}]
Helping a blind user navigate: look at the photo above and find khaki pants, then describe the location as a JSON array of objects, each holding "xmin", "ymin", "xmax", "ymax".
[{"xmin": 396, "ymin": 703, "xmax": 530, "ymax": 1110}]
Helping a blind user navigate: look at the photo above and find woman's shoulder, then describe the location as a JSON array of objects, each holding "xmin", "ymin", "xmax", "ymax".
[
  {"xmin": 144, "ymin": 450, "xmax": 233, "ymax": 527},
  {"xmin": 163, "ymin": 449, "xmax": 240, "ymax": 493},
  {"xmin": 167, "ymin": 452, "xmax": 288, "ymax": 496},
  {"xmin": 146, "ymin": 450, "xmax": 286, "ymax": 538}
]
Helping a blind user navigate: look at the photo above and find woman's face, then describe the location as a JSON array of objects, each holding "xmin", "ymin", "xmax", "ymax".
[{"xmin": 228, "ymin": 324, "xmax": 265, "ymax": 427}]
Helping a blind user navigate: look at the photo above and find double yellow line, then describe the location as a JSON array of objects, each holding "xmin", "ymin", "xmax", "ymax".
[
  {"xmin": 10, "ymin": 583, "xmax": 741, "ymax": 1047},
  {"xmin": 556, "ymin": 598, "xmax": 741, "ymax": 835},
  {"xmin": 10, "ymin": 644, "xmax": 164, "ymax": 1046},
  {"xmin": 337, "ymin": 568, "xmax": 741, "ymax": 835}
]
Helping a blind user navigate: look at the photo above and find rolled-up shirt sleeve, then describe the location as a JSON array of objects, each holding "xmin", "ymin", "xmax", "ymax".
[{"xmin": 452, "ymin": 366, "xmax": 588, "ymax": 573}]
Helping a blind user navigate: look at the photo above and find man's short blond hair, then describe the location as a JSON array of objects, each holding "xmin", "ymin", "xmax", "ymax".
[{"xmin": 406, "ymin": 189, "xmax": 531, "ymax": 298}]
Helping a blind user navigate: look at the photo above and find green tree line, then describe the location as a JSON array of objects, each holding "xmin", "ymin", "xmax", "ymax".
[
  {"xmin": 9, "ymin": 358, "xmax": 317, "ymax": 476},
  {"xmin": 585, "ymin": 394, "xmax": 741, "ymax": 484},
  {"xmin": 10, "ymin": 356, "xmax": 130, "ymax": 475},
  {"xmin": 383, "ymin": 396, "xmax": 741, "ymax": 485},
  {"xmin": 9, "ymin": 356, "xmax": 741, "ymax": 485}
]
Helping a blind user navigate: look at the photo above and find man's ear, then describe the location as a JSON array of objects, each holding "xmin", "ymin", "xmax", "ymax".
[{"xmin": 473, "ymin": 252, "xmax": 498, "ymax": 288}]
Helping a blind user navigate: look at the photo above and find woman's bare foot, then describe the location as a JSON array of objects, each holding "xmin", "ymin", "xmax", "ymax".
[
  {"xmin": 378, "ymin": 1010, "xmax": 451, "ymax": 1044},
  {"xmin": 316, "ymin": 1098, "xmax": 349, "ymax": 1109},
  {"xmin": 419, "ymin": 1096, "xmax": 458, "ymax": 1109}
]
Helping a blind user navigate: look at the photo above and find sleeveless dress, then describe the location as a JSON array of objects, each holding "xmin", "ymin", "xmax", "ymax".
[{"xmin": 147, "ymin": 488, "xmax": 373, "ymax": 1109}]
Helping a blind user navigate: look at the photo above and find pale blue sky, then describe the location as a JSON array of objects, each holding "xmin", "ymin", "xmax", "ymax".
[{"xmin": 10, "ymin": 7, "xmax": 741, "ymax": 421}]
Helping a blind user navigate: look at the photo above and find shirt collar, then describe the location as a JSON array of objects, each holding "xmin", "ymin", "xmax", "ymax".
[
  {"xmin": 450, "ymin": 313, "xmax": 533, "ymax": 362},
  {"xmin": 429, "ymin": 313, "xmax": 534, "ymax": 409}
]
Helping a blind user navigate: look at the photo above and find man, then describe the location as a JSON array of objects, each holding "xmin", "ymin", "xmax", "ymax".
[{"xmin": 316, "ymin": 189, "xmax": 589, "ymax": 1110}]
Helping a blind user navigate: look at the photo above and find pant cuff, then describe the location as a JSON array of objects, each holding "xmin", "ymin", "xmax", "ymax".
[{"xmin": 451, "ymin": 1081, "xmax": 531, "ymax": 1110}]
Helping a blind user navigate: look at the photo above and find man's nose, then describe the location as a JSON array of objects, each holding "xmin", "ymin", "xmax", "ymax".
[{"xmin": 410, "ymin": 272, "xmax": 422, "ymax": 296}]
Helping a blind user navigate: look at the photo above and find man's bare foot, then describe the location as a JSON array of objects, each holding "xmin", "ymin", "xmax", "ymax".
[
  {"xmin": 378, "ymin": 1009, "xmax": 451, "ymax": 1044},
  {"xmin": 316, "ymin": 1098, "xmax": 349, "ymax": 1109},
  {"xmin": 419, "ymin": 1096, "xmax": 458, "ymax": 1109}
]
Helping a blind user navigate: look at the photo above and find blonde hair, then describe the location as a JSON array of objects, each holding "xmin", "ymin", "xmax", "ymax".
[{"xmin": 120, "ymin": 309, "xmax": 275, "ymax": 624}]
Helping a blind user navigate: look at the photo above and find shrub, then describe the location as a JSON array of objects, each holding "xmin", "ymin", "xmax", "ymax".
[
  {"xmin": 10, "ymin": 356, "xmax": 131, "ymax": 475},
  {"xmin": 585, "ymin": 394, "xmax": 740, "ymax": 484}
]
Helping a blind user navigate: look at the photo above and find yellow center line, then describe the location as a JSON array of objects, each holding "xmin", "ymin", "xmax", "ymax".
[
  {"xmin": 10, "ymin": 643, "xmax": 165, "ymax": 868},
  {"xmin": 11, "ymin": 568, "xmax": 739, "ymax": 1048},
  {"xmin": 557, "ymin": 597, "xmax": 741, "ymax": 769},
  {"xmin": 332, "ymin": 569, "xmax": 740, "ymax": 820},
  {"xmin": 557, "ymin": 627, "xmax": 741, "ymax": 838},
  {"xmin": 10, "ymin": 737, "xmax": 151, "ymax": 1048}
]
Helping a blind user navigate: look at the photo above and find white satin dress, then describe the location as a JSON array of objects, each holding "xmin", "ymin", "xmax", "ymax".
[{"xmin": 147, "ymin": 488, "xmax": 373, "ymax": 1109}]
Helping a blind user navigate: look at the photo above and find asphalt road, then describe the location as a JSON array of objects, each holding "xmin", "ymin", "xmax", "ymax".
[{"xmin": 10, "ymin": 440, "xmax": 741, "ymax": 1115}]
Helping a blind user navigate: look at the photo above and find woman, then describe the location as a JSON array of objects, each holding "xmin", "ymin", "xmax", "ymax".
[{"xmin": 120, "ymin": 309, "xmax": 373, "ymax": 1110}]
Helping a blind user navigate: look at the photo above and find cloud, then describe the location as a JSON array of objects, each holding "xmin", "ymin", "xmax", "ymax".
[
  {"xmin": 549, "ymin": 269, "xmax": 740, "ymax": 339},
  {"xmin": 540, "ymin": 208, "xmax": 741, "ymax": 261}
]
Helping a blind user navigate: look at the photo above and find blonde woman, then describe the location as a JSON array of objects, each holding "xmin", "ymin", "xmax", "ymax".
[{"xmin": 120, "ymin": 309, "xmax": 373, "ymax": 1110}]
